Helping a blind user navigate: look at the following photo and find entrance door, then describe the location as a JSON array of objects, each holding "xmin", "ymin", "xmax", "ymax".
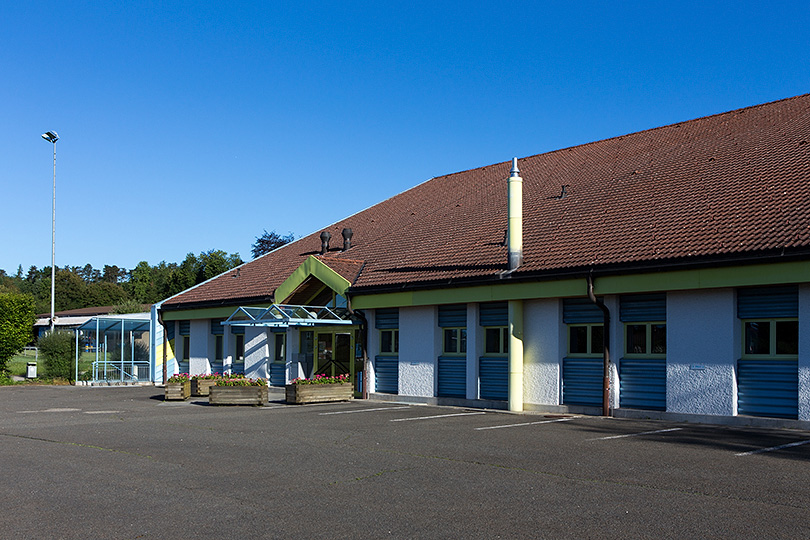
[{"xmin": 315, "ymin": 332, "xmax": 352, "ymax": 378}]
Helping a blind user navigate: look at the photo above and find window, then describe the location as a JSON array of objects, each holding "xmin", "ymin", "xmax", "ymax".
[
  {"xmin": 234, "ymin": 334, "xmax": 245, "ymax": 363},
  {"xmin": 443, "ymin": 328, "xmax": 467, "ymax": 354},
  {"xmin": 439, "ymin": 304, "xmax": 466, "ymax": 355},
  {"xmin": 215, "ymin": 335, "xmax": 223, "ymax": 360},
  {"xmin": 380, "ymin": 329, "xmax": 399, "ymax": 354},
  {"xmin": 738, "ymin": 286, "xmax": 799, "ymax": 358},
  {"xmin": 182, "ymin": 336, "xmax": 190, "ymax": 360},
  {"xmin": 619, "ymin": 293, "xmax": 667, "ymax": 357},
  {"xmin": 743, "ymin": 320, "xmax": 798, "ymax": 356},
  {"xmin": 624, "ymin": 323, "xmax": 666, "ymax": 356},
  {"xmin": 484, "ymin": 327, "xmax": 508, "ymax": 355},
  {"xmin": 275, "ymin": 333, "xmax": 286, "ymax": 362},
  {"xmin": 568, "ymin": 324, "xmax": 603, "ymax": 356}
]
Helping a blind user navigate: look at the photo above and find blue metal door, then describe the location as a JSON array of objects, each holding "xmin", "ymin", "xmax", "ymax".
[
  {"xmin": 619, "ymin": 358, "xmax": 666, "ymax": 410},
  {"xmin": 374, "ymin": 356, "xmax": 399, "ymax": 394},
  {"xmin": 738, "ymin": 359, "xmax": 798, "ymax": 419},
  {"xmin": 479, "ymin": 357, "xmax": 507, "ymax": 401},
  {"xmin": 562, "ymin": 358, "xmax": 602, "ymax": 407},
  {"xmin": 269, "ymin": 361, "xmax": 286, "ymax": 386},
  {"xmin": 438, "ymin": 356, "xmax": 466, "ymax": 398}
]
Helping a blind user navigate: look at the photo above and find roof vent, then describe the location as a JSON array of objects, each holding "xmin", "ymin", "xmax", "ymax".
[
  {"xmin": 319, "ymin": 231, "xmax": 331, "ymax": 255},
  {"xmin": 341, "ymin": 228, "xmax": 353, "ymax": 251},
  {"xmin": 507, "ymin": 157, "xmax": 523, "ymax": 271}
]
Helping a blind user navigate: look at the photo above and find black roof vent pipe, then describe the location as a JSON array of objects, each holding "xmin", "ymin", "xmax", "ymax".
[
  {"xmin": 319, "ymin": 231, "xmax": 331, "ymax": 255},
  {"xmin": 341, "ymin": 228, "xmax": 353, "ymax": 251}
]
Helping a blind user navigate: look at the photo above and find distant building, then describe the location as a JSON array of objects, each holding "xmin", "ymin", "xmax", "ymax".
[
  {"xmin": 154, "ymin": 94, "xmax": 810, "ymax": 426},
  {"xmin": 34, "ymin": 306, "xmax": 121, "ymax": 340}
]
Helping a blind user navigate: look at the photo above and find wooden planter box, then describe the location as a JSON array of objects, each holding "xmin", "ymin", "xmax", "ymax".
[
  {"xmin": 191, "ymin": 379, "xmax": 219, "ymax": 396},
  {"xmin": 286, "ymin": 383, "xmax": 353, "ymax": 404},
  {"xmin": 164, "ymin": 381, "xmax": 191, "ymax": 400},
  {"xmin": 209, "ymin": 385, "xmax": 268, "ymax": 406}
]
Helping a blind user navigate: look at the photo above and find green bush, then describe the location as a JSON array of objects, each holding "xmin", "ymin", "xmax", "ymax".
[
  {"xmin": 0, "ymin": 292, "xmax": 36, "ymax": 373},
  {"xmin": 109, "ymin": 341, "xmax": 150, "ymax": 364},
  {"xmin": 38, "ymin": 331, "xmax": 76, "ymax": 380}
]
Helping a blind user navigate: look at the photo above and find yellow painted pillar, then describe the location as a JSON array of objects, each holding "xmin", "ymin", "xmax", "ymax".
[{"xmin": 508, "ymin": 299, "xmax": 524, "ymax": 412}]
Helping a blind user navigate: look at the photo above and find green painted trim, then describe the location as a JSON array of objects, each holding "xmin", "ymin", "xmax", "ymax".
[
  {"xmin": 595, "ymin": 260, "xmax": 810, "ymax": 294},
  {"xmin": 351, "ymin": 261, "xmax": 810, "ymax": 309},
  {"xmin": 275, "ymin": 256, "xmax": 352, "ymax": 303},
  {"xmin": 352, "ymin": 280, "xmax": 583, "ymax": 309},
  {"xmin": 161, "ymin": 304, "xmax": 271, "ymax": 321}
]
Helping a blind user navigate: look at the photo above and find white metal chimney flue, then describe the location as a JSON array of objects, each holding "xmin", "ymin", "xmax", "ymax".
[{"xmin": 507, "ymin": 157, "xmax": 523, "ymax": 271}]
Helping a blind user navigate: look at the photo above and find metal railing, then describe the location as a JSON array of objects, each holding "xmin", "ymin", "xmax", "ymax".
[{"xmin": 92, "ymin": 361, "xmax": 151, "ymax": 383}]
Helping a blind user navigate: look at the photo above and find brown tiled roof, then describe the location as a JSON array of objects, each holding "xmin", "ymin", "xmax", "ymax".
[
  {"xmin": 315, "ymin": 256, "xmax": 365, "ymax": 285},
  {"xmin": 36, "ymin": 305, "xmax": 121, "ymax": 318},
  {"xmin": 163, "ymin": 93, "xmax": 810, "ymax": 307}
]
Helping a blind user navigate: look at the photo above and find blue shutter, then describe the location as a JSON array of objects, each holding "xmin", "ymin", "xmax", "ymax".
[
  {"xmin": 738, "ymin": 359, "xmax": 798, "ymax": 419},
  {"xmin": 563, "ymin": 299, "xmax": 603, "ymax": 324},
  {"xmin": 375, "ymin": 308, "xmax": 399, "ymax": 329},
  {"xmin": 210, "ymin": 319, "xmax": 224, "ymax": 335},
  {"xmin": 439, "ymin": 304, "xmax": 467, "ymax": 327},
  {"xmin": 479, "ymin": 302, "xmax": 508, "ymax": 327},
  {"xmin": 619, "ymin": 358, "xmax": 666, "ymax": 410},
  {"xmin": 437, "ymin": 356, "xmax": 466, "ymax": 397},
  {"xmin": 620, "ymin": 294, "xmax": 666, "ymax": 322},
  {"xmin": 737, "ymin": 286, "xmax": 798, "ymax": 319},
  {"xmin": 374, "ymin": 356, "xmax": 399, "ymax": 394},
  {"xmin": 269, "ymin": 362, "xmax": 286, "ymax": 387},
  {"xmin": 479, "ymin": 357, "xmax": 508, "ymax": 401},
  {"xmin": 231, "ymin": 325, "xmax": 245, "ymax": 335},
  {"xmin": 179, "ymin": 320, "xmax": 190, "ymax": 336},
  {"xmin": 164, "ymin": 321, "xmax": 175, "ymax": 341},
  {"xmin": 562, "ymin": 357, "xmax": 603, "ymax": 406}
]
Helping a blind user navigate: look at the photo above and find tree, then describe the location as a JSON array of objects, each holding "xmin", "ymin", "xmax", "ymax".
[
  {"xmin": 86, "ymin": 281, "xmax": 129, "ymax": 307},
  {"xmin": 251, "ymin": 230, "xmax": 294, "ymax": 259},
  {"xmin": 111, "ymin": 299, "xmax": 148, "ymax": 314},
  {"xmin": 55, "ymin": 269, "xmax": 88, "ymax": 311},
  {"xmin": 102, "ymin": 265, "xmax": 127, "ymax": 284},
  {"xmin": 0, "ymin": 292, "xmax": 36, "ymax": 372},
  {"xmin": 198, "ymin": 249, "xmax": 242, "ymax": 282}
]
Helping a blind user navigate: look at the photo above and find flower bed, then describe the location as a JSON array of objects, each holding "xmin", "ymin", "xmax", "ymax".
[
  {"xmin": 209, "ymin": 377, "xmax": 268, "ymax": 406},
  {"xmin": 286, "ymin": 374, "xmax": 352, "ymax": 404},
  {"xmin": 165, "ymin": 374, "xmax": 191, "ymax": 400},
  {"xmin": 191, "ymin": 373, "xmax": 228, "ymax": 396}
]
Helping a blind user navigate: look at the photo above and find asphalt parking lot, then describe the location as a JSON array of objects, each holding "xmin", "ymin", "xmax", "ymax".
[{"xmin": 1, "ymin": 386, "xmax": 808, "ymax": 539}]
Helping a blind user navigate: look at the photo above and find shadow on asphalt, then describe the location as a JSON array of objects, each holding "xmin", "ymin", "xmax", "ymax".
[{"xmin": 569, "ymin": 419, "xmax": 810, "ymax": 462}]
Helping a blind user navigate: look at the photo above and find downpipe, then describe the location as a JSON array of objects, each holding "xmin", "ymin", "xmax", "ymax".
[{"xmin": 587, "ymin": 272, "xmax": 611, "ymax": 417}]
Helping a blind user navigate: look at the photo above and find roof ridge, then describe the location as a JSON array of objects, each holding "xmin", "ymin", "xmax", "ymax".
[
  {"xmin": 423, "ymin": 92, "xmax": 810, "ymax": 182},
  {"xmin": 316, "ymin": 255, "xmax": 365, "ymax": 264}
]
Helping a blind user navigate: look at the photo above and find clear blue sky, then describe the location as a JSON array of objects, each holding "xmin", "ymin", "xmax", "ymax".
[{"xmin": 2, "ymin": 2, "xmax": 808, "ymax": 274}]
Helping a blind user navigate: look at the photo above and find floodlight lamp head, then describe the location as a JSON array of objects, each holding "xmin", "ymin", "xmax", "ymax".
[{"xmin": 41, "ymin": 131, "xmax": 59, "ymax": 143}]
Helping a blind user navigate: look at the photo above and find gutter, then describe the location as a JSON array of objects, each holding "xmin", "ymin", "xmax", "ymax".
[
  {"xmin": 346, "ymin": 295, "xmax": 369, "ymax": 399},
  {"xmin": 587, "ymin": 272, "xmax": 611, "ymax": 417}
]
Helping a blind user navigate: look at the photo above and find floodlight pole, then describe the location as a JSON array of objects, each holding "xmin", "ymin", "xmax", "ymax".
[{"xmin": 41, "ymin": 131, "xmax": 59, "ymax": 332}]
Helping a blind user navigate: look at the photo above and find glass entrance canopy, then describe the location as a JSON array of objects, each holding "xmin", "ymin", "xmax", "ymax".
[{"xmin": 222, "ymin": 304, "xmax": 355, "ymax": 329}]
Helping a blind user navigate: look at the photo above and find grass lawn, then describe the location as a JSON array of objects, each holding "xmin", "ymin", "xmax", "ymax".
[{"xmin": 7, "ymin": 351, "xmax": 96, "ymax": 378}]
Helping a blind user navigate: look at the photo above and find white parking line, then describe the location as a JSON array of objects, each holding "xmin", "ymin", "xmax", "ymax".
[
  {"xmin": 84, "ymin": 411, "xmax": 121, "ymax": 415},
  {"xmin": 320, "ymin": 406, "xmax": 411, "ymax": 415},
  {"xmin": 391, "ymin": 412, "xmax": 486, "ymax": 422},
  {"xmin": 587, "ymin": 427, "xmax": 682, "ymax": 441},
  {"xmin": 18, "ymin": 408, "xmax": 81, "ymax": 414},
  {"xmin": 475, "ymin": 417, "xmax": 580, "ymax": 430},
  {"xmin": 735, "ymin": 439, "xmax": 810, "ymax": 456}
]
